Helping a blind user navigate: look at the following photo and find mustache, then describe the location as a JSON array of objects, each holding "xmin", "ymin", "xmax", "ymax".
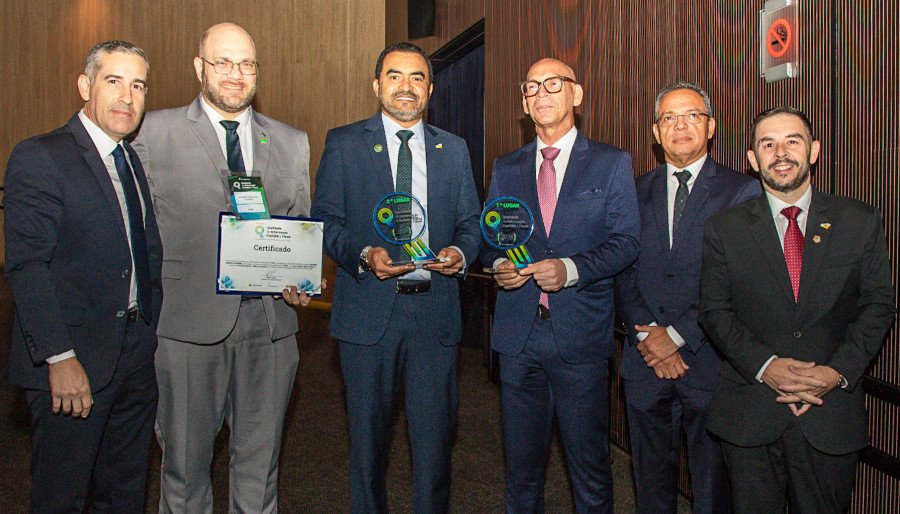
[
  {"xmin": 771, "ymin": 157, "xmax": 800, "ymax": 168},
  {"xmin": 392, "ymin": 89, "xmax": 418, "ymax": 101}
]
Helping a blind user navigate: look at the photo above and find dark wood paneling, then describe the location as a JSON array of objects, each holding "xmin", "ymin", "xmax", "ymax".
[{"xmin": 484, "ymin": 1, "xmax": 898, "ymax": 510}]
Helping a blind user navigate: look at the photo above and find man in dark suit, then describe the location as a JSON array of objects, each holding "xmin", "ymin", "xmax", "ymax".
[
  {"xmin": 615, "ymin": 82, "xmax": 760, "ymax": 513},
  {"xmin": 311, "ymin": 42, "xmax": 481, "ymax": 513},
  {"xmin": 483, "ymin": 58, "xmax": 640, "ymax": 513},
  {"xmin": 132, "ymin": 23, "xmax": 313, "ymax": 513},
  {"xmin": 699, "ymin": 106, "xmax": 895, "ymax": 513},
  {"xmin": 4, "ymin": 41, "xmax": 162, "ymax": 512}
]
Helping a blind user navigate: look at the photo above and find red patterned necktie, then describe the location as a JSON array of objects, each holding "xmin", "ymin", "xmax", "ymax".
[
  {"xmin": 537, "ymin": 146, "xmax": 560, "ymax": 309},
  {"xmin": 782, "ymin": 206, "xmax": 804, "ymax": 302}
]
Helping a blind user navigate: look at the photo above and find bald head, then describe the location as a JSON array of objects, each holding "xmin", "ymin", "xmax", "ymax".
[
  {"xmin": 522, "ymin": 58, "xmax": 582, "ymax": 145},
  {"xmin": 525, "ymin": 58, "xmax": 577, "ymax": 83},
  {"xmin": 199, "ymin": 22, "xmax": 256, "ymax": 57}
]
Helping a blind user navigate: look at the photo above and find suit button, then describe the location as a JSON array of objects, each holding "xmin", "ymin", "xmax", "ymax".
[
  {"xmin": 121, "ymin": 269, "xmax": 130, "ymax": 278},
  {"xmin": 658, "ymin": 307, "xmax": 665, "ymax": 313},
  {"xmin": 793, "ymin": 331, "xmax": 802, "ymax": 339},
  {"xmin": 116, "ymin": 310, "xmax": 126, "ymax": 318},
  {"xmin": 545, "ymin": 248, "xmax": 553, "ymax": 255},
  {"xmin": 25, "ymin": 335, "xmax": 34, "ymax": 343}
]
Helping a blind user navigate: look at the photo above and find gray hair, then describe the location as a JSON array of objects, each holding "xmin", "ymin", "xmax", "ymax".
[
  {"xmin": 84, "ymin": 40, "xmax": 149, "ymax": 84},
  {"xmin": 654, "ymin": 81, "xmax": 713, "ymax": 119}
]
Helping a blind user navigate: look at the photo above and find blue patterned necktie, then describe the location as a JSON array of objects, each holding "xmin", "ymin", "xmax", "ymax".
[
  {"xmin": 672, "ymin": 170, "xmax": 691, "ymax": 231},
  {"xmin": 112, "ymin": 144, "xmax": 151, "ymax": 321},
  {"xmin": 220, "ymin": 120, "xmax": 246, "ymax": 173}
]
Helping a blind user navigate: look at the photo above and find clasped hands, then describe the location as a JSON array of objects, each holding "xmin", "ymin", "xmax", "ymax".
[
  {"xmin": 760, "ymin": 358, "xmax": 841, "ymax": 416},
  {"xmin": 634, "ymin": 324, "xmax": 689, "ymax": 380},
  {"xmin": 492, "ymin": 258, "xmax": 567, "ymax": 291},
  {"xmin": 366, "ymin": 246, "xmax": 464, "ymax": 280}
]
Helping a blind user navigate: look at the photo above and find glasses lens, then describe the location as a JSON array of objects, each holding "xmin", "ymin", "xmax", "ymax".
[
  {"xmin": 239, "ymin": 61, "xmax": 258, "ymax": 75},
  {"xmin": 544, "ymin": 78, "xmax": 563, "ymax": 93},
  {"xmin": 520, "ymin": 82, "xmax": 538, "ymax": 97}
]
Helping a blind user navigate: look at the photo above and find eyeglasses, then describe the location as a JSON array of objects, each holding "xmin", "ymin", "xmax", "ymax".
[
  {"xmin": 656, "ymin": 112, "xmax": 709, "ymax": 127},
  {"xmin": 200, "ymin": 57, "xmax": 259, "ymax": 76},
  {"xmin": 519, "ymin": 76, "xmax": 576, "ymax": 97}
]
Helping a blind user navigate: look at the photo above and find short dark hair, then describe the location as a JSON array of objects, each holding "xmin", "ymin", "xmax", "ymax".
[
  {"xmin": 654, "ymin": 81, "xmax": 713, "ymax": 119},
  {"xmin": 750, "ymin": 106, "xmax": 816, "ymax": 147},
  {"xmin": 84, "ymin": 40, "xmax": 149, "ymax": 84},
  {"xmin": 374, "ymin": 42, "xmax": 433, "ymax": 81}
]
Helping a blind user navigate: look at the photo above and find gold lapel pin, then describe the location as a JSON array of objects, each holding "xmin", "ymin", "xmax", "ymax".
[
  {"xmin": 374, "ymin": 144, "xmax": 383, "ymax": 153},
  {"xmin": 820, "ymin": 223, "xmax": 831, "ymax": 230},
  {"xmin": 435, "ymin": 143, "xmax": 443, "ymax": 149},
  {"xmin": 813, "ymin": 235, "xmax": 821, "ymax": 244}
]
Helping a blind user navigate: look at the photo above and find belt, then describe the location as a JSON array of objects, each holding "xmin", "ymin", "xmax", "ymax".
[
  {"xmin": 396, "ymin": 280, "xmax": 431, "ymax": 294},
  {"xmin": 126, "ymin": 305, "xmax": 140, "ymax": 324},
  {"xmin": 536, "ymin": 304, "xmax": 550, "ymax": 320},
  {"xmin": 241, "ymin": 295, "xmax": 262, "ymax": 301}
]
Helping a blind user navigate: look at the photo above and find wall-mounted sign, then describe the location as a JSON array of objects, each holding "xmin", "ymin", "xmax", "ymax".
[{"xmin": 759, "ymin": 0, "xmax": 799, "ymax": 82}]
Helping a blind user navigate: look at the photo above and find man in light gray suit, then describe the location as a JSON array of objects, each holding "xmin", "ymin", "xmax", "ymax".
[{"xmin": 133, "ymin": 22, "xmax": 313, "ymax": 513}]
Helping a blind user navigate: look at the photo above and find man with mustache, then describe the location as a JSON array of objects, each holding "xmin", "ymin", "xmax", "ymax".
[
  {"xmin": 311, "ymin": 42, "xmax": 481, "ymax": 513},
  {"xmin": 615, "ymin": 82, "xmax": 760, "ymax": 513},
  {"xmin": 482, "ymin": 58, "xmax": 640, "ymax": 512},
  {"xmin": 5, "ymin": 40, "xmax": 162, "ymax": 512},
  {"xmin": 699, "ymin": 106, "xmax": 895, "ymax": 513},
  {"xmin": 132, "ymin": 23, "xmax": 313, "ymax": 513}
]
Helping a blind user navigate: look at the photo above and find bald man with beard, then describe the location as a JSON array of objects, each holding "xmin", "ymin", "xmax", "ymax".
[
  {"xmin": 133, "ymin": 23, "xmax": 313, "ymax": 513},
  {"xmin": 482, "ymin": 58, "xmax": 639, "ymax": 513}
]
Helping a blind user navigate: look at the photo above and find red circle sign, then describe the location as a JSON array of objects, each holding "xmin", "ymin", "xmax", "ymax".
[{"xmin": 767, "ymin": 18, "xmax": 792, "ymax": 58}]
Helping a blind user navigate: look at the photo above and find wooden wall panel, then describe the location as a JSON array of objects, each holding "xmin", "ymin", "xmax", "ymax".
[
  {"xmin": 386, "ymin": 0, "xmax": 485, "ymax": 53},
  {"xmin": 0, "ymin": 0, "xmax": 386, "ymax": 300},
  {"xmin": 484, "ymin": 0, "xmax": 897, "ymax": 509}
]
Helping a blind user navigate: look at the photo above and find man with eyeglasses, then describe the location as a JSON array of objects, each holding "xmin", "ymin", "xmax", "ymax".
[
  {"xmin": 481, "ymin": 58, "xmax": 639, "ymax": 512},
  {"xmin": 133, "ymin": 22, "xmax": 313, "ymax": 513},
  {"xmin": 614, "ymin": 82, "xmax": 759, "ymax": 513}
]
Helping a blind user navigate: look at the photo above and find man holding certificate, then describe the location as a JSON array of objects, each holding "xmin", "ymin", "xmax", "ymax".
[
  {"xmin": 311, "ymin": 42, "xmax": 481, "ymax": 513},
  {"xmin": 482, "ymin": 58, "xmax": 640, "ymax": 512},
  {"xmin": 132, "ymin": 23, "xmax": 314, "ymax": 513}
]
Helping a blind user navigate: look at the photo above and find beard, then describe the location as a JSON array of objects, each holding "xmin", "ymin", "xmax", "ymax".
[
  {"xmin": 379, "ymin": 89, "xmax": 427, "ymax": 123},
  {"xmin": 201, "ymin": 69, "xmax": 256, "ymax": 114},
  {"xmin": 760, "ymin": 156, "xmax": 811, "ymax": 194}
]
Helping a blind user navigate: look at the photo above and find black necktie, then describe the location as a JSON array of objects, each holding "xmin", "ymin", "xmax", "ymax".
[
  {"xmin": 220, "ymin": 120, "xmax": 246, "ymax": 173},
  {"xmin": 672, "ymin": 170, "xmax": 692, "ymax": 232},
  {"xmin": 112, "ymin": 144, "xmax": 151, "ymax": 321},
  {"xmin": 395, "ymin": 130, "xmax": 414, "ymax": 240}
]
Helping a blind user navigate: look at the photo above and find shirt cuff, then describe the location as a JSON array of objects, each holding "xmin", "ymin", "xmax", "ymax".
[
  {"xmin": 666, "ymin": 326, "xmax": 686, "ymax": 348},
  {"xmin": 493, "ymin": 257, "xmax": 509, "ymax": 270},
  {"xmin": 561, "ymin": 258, "xmax": 578, "ymax": 287},
  {"xmin": 358, "ymin": 245, "xmax": 372, "ymax": 274},
  {"xmin": 47, "ymin": 350, "xmax": 76, "ymax": 364},
  {"xmin": 756, "ymin": 355, "xmax": 779, "ymax": 383},
  {"xmin": 635, "ymin": 321, "xmax": 657, "ymax": 342}
]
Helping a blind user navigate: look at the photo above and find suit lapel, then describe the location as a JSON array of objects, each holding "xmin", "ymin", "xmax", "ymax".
[
  {"xmin": 796, "ymin": 190, "xmax": 831, "ymax": 308},
  {"xmin": 364, "ymin": 114, "xmax": 395, "ymax": 195},
  {"xmin": 250, "ymin": 110, "xmax": 270, "ymax": 183},
  {"xmin": 424, "ymin": 124, "xmax": 444, "ymax": 234},
  {"xmin": 747, "ymin": 195, "xmax": 796, "ymax": 304},
  {"xmin": 68, "ymin": 115, "xmax": 128, "ymax": 239},
  {"xmin": 186, "ymin": 98, "xmax": 229, "ymax": 180},
  {"xmin": 672, "ymin": 159, "xmax": 714, "ymax": 249},
  {"xmin": 649, "ymin": 165, "xmax": 670, "ymax": 253},
  {"xmin": 514, "ymin": 141, "xmax": 543, "ymax": 242},
  {"xmin": 551, "ymin": 133, "xmax": 590, "ymax": 239}
]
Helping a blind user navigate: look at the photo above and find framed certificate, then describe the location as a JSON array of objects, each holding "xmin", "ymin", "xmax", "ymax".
[{"xmin": 216, "ymin": 213, "xmax": 323, "ymax": 295}]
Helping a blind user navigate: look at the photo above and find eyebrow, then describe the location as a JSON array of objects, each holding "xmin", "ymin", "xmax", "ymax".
[
  {"xmin": 386, "ymin": 68, "xmax": 426, "ymax": 78},
  {"xmin": 758, "ymin": 132, "xmax": 806, "ymax": 143},
  {"xmin": 102, "ymin": 73, "xmax": 147, "ymax": 86}
]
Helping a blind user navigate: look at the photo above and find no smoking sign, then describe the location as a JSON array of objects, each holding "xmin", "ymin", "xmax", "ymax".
[{"xmin": 759, "ymin": 1, "xmax": 798, "ymax": 82}]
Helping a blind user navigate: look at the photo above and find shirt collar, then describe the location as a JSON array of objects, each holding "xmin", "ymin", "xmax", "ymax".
[
  {"xmin": 78, "ymin": 110, "xmax": 121, "ymax": 158},
  {"xmin": 766, "ymin": 183, "xmax": 813, "ymax": 219},
  {"xmin": 381, "ymin": 112, "xmax": 425, "ymax": 142},
  {"xmin": 535, "ymin": 126, "xmax": 578, "ymax": 153},
  {"xmin": 200, "ymin": 95, "xmax": 252, "ymax": 128},
  {"xmin": 666, "ymin": 154, "xmax": 707, "ymax": 181}
]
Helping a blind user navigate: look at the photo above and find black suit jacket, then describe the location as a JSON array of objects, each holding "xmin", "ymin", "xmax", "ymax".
[
  {"xmin": 699, "ymin": 189, "xmax": 895, "ymax": 453},
  {"xmin": 4, "ymin": 113, "xmax": 163, "ymax": 392},
  {"xmin": 616, "ymin": 158, "xmax": 760, "ymax": 389}
]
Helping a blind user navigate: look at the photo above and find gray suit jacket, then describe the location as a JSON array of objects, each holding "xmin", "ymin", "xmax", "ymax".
[{"xmin": 133, "ymin": 96, "xmax": 310, "ymax": 344}]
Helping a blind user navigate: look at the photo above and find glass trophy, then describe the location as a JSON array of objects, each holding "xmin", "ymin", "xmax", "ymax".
[
  {"xmin": 372, "ymin": 192, "xmax": 443, "ymax": 268},
  {"xmin": 480, "ymin": 196, "xmax": 536, "ymax": 269}
]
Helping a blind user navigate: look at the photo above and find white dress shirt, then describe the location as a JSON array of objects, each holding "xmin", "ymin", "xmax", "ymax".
[
  {"xmin": 200, "ymin": 95, "xmax": 254, "ymax": 174},
  {"xmin": 49, "ymin": 112, "xmax": 148, "ymax": 364}
]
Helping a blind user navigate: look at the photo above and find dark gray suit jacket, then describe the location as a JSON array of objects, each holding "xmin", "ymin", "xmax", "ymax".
[{"xmin": 699, "ymin": 189, "xmax": 895, "ymax": 453}]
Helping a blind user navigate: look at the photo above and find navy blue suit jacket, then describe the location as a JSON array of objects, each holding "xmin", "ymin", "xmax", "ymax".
[
  {"xmin": 311, "ymin": 114, "xmax": 482, "ymax": 345},
  {"xmin": 616, "ymin": 158, "xmax": 760, "ymax": 389},
  {"xmin": 483, "ymin": 132, "xmax": 640, "ymax": 364},
  {"xmin": 4, "ymin": 114, "xmax": 163, "ymax": 392}
]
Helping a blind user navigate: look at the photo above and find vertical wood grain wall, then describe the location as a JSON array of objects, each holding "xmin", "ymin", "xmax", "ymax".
[{"xmin": 0, "ymin": 0, "xmax": 387, "ymax": 300}]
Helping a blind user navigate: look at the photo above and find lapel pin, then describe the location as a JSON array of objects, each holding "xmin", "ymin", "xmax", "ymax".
[
  {"xmin": 435, "ymin": 143, "xmax": 443, "ymax": 149},
  {"xmin": 374, "ymin": 144, "xmax": 383, "ymax": 153},
  {"xmin": 813, "ymin": 235, "xmax": 821, "ymax": 244},
  {"xmin": 259, "ymin": 132, "xmax": 268, "ymax": 144},
  {"xmin": 820, "ymin": 223, "xmax": 831, "ymax": 230}
]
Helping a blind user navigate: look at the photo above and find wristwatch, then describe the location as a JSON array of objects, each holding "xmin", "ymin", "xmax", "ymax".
[
  {"xmin": 838, "ymin": 374, "xmax": 849, "ymax": 389},
  {"xmin": 359, "ymin": 246, "xmax": 372, "ymax": 273}
]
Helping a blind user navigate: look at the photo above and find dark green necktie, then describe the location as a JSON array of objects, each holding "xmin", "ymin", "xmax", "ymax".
[
  {"xmin": 220, "ymin": 120, "xmax": 246, "ymax": 173},
  {"xmin": 395, "ymin": 130, "xmax": 414, "ymax": 239},
  {"xmin": 672, "ymin": 170, "xmax": 691, "ymax": 231}
]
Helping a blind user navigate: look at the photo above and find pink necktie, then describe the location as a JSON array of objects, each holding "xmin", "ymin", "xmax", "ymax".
[
  {"xmin": 782, "ymin": 206, "xmax": 804, "ymax": 302},
  {"xmin": 537, "ymin": 146, "xmax": 560, "ymax": 308}
]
